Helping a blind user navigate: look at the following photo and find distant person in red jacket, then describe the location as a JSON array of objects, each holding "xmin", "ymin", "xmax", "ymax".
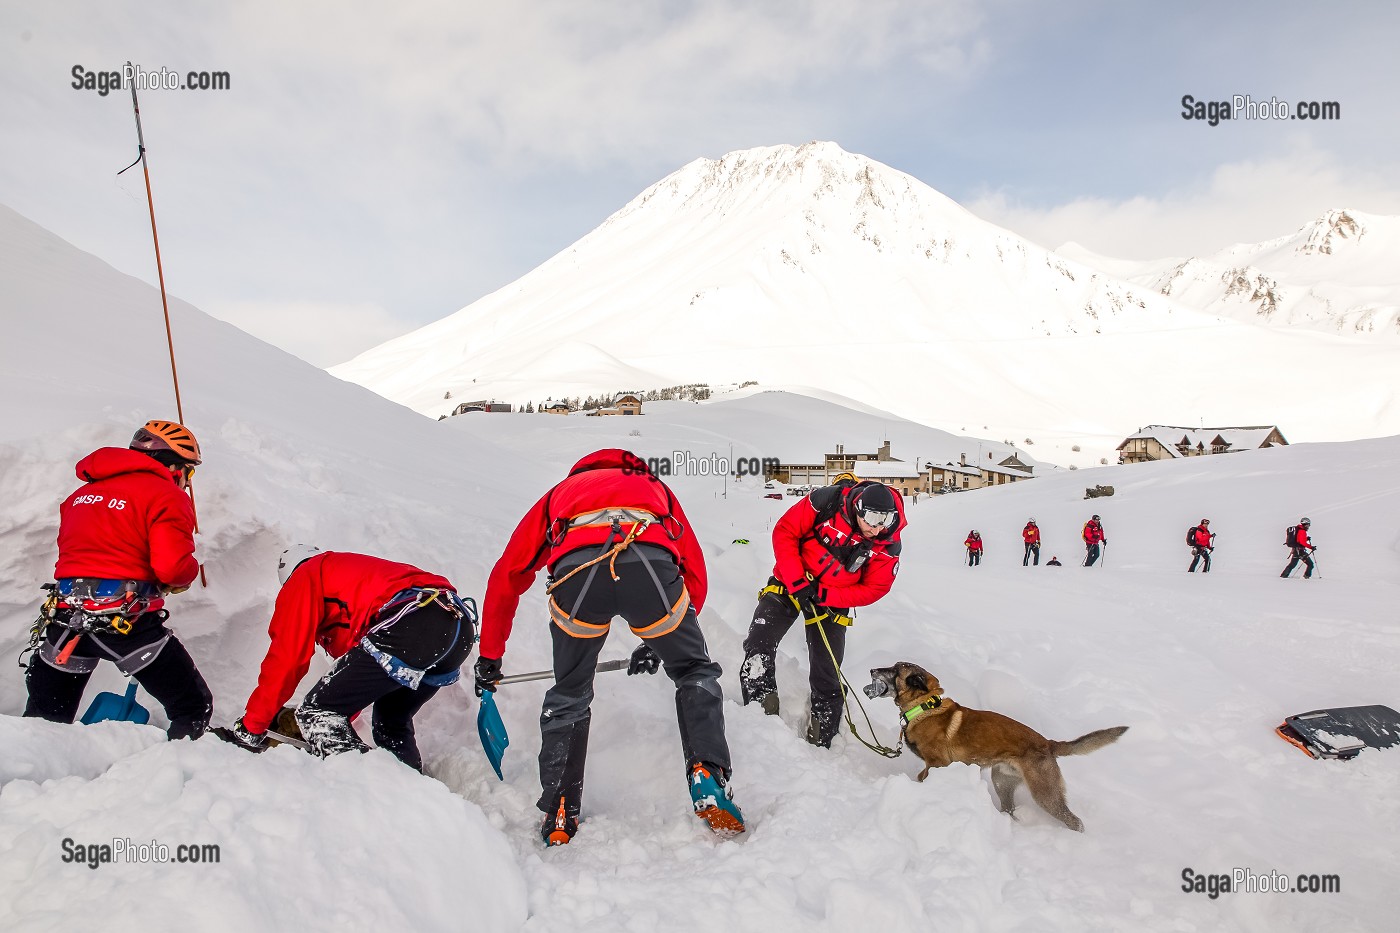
[
  {"xmin": 1083, "ymin": 514, "xmax": 1107, "ymax": 567},
  {"xmin": 1187, "ymin": 519, "xmax": 1215, "ymax": 572},
  {"xmin": 216, "ymin": 549, "xmax": 475, "ymax": 773},
  {"xmin": 23, "ymin": 421, "xmax": 213, "ymax": 739},
  {"xmin": 478, "ymin": 449, "xmax": 741, "ymax": 845},
  {"xmin": 964, "ymin": 530, "xmax": 983, "ymax": 566},
  {"xmin": 1022, "ymin": 519, "xmax": 1041, "ymax": 566},
  {"xmin": 1281, "ymin": 517, "xmax": 1317, "ymax": 579},
  {"xmin": 740, "ymin": 479, "xmax": 905, "ymax": 748}
]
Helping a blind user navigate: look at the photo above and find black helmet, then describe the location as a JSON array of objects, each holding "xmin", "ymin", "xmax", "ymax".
[
  {"xmin": 851, "ymin": 483, "xmax": 898, "ymax": 530},
  {"xmin": 1300, "ymin": 517, "xmax": 1311, "ymax": 526},
  {"xmin": 1091, "ymin": 514, "xmax": 1100, "ymax": 521}
]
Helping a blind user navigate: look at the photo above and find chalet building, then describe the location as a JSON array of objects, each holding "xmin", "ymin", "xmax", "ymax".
[
  {"xmin": 852, "ymin": 460, "xmax": 924, "ymax": 497},
  {"xmin": 927, "ymin": 452, "xmax": 1034, "ymax": 492},
  {"xmin": 540, "ymin": 400, "xmax": 571, "ymax": 415},
  {"xmin": 770, "ymin": 441, "xmax": 899, "ymax": 486},
  {"xmin": 451, "ymin": 400, "xmax": 511, "ymax": 415},
  {"xmin": 1117, "ymin": 425, "xmax": 1288, "ymax": 464},
  {"xmin": 775, "ymin": 442, "xmax": 1037, "ymax": 494},
  {"xmin": 586, "ymin": 393, "xmax": 644, "ymax": 416}
]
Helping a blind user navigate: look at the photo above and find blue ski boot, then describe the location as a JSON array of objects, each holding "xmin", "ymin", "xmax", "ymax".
[{"xmin": 689, "ymin": 763, "xmax": 745, "ymax": 836}]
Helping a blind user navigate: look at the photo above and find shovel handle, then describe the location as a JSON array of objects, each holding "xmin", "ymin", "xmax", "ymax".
[{"xmin": 495, "ymin": 657, "xmax": 629, "ymax": 686}]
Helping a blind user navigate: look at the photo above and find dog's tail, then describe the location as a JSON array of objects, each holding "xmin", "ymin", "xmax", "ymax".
[{"xmin": 1051, "ymin": 726, "xmax": 1128, "ymax": 757}]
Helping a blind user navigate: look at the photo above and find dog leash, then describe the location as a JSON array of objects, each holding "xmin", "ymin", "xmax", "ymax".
[{"xmin": 811, "ymin": 614, "xmax": 903, "ymax": 758}]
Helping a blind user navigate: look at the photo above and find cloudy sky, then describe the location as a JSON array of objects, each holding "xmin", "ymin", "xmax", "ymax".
[{"xmin": 3, "ymin": 1, "xmax": 1397, "ymax": 366}]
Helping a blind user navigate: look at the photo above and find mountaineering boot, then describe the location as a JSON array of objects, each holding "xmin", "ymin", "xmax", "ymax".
[
  {"xmin": 760, "ymin": 693, "xmax": 780, "ymax": 716},
  {"xmin": 689, "ymin": 763, "xmax": 745, "ymax": 836},
  {"xmin": 541, "ymin": 795, "xmax": 578, "ymax": 846}
]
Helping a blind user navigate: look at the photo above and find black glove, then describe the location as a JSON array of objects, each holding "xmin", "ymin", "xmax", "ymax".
[
  {"xmin": 212, "ymin": 718, "xmax": 268, "ymax": 754},
  {"xmin": 628, "ymin": 643, "xmax": 661, "ymax": 676},
  {"xmin": 788, "ymin": 582, "xmax": 821, "ymax": 620},
  {"xmin": 473, "ymin": 656, "xmax": 502, "ymax": 696}
]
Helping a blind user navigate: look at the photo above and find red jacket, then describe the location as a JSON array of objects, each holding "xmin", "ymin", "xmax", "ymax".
[
  {"xmin": 1191, "ymin": 526, "xmax": 1213, "ymax": 548},
  {"xmin": 480, "ymin": 449, "xmax": 706, "ymax": 659},
  {"xmin": 1294, "ymin": 525, "xmax": 1312, "ymax": 549},
  {"xmin": 771, "ymin": 482, "xmax": 905, "ymax": 610},
  {"xmin": 1023, "ymin": 523, "xmax": 1040, "ymax": 545},
  {"xmin": 54, "ymin": 447, "xmax": 198, "ymax": 588},
  {"xmin": 242, "ymin": 551, "xmax": 454, "ymax": 733},
  {"xmin": 1083, "ymin": 520, "xmax": 1106, "ymax": 545},
  {"xmin": 964, "ymin": 534, "xmax": 983, "ymax": 552}
]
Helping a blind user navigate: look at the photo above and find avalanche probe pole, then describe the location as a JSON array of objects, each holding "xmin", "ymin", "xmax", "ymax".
[{"xmin": 119, "ymin": 63, "xmax": 207, "ymax": 587}]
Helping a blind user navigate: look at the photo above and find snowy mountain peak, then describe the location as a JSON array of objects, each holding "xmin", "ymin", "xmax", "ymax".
[{"xmin": 1293, "ymin": 208, "xmax": 1363, "ymax": 255}]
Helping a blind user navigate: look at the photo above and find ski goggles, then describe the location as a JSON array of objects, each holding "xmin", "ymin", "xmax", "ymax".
[{"xmin": 857, "ymin": 508, "xmax": 896, "ymax": 530}]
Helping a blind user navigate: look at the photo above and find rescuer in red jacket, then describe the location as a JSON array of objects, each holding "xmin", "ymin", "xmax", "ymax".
[
  {"xmin": 1188, "ymin": 519, "xmax": 1215, "ymax": 573},
  {"xmin": 23, "ymin": 421, "xmax": 213, "ymax": 739},
  {"xmin": 1083, "ymin": 514, "xmax": 1107, "ymax": 567},
  {"xmin": 216, "ymin": 549, "xmax": 475, "ymax": 773},
  {"xmin": 1281, "ymin": 517, "xmax": 1316, "ymax": 579},
  {"xmin": 477, "ymin": 449, "xmax": 741, "ymax": 845},
  {"xmin": 964, "ymin": 530, "xmax": 984, "ymax": 566},
  {"xmin": 1022, "ymin": 519, "xmax": 1041, "ymax": 566},
  {"xmin": 739, "ymin": 478, "xmax": 906, "ymax": 747}
]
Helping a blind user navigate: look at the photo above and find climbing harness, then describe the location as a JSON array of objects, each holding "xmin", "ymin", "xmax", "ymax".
[{"xmin": 360, "ymin": 588, "xmax": 478, "ymax": 690}]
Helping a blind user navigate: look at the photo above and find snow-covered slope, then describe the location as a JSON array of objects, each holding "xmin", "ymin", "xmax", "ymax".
[
  {"xmin": 1059, "ymin": 209, "xmax": 1400, "ymax": 339},
  {"xmin": 3, "ymin": 205, "xmax": 1398, "ymax": 932},
  {"xmin": 332, "ymin": 144, "xmax": 1400, "ymax": 464}
]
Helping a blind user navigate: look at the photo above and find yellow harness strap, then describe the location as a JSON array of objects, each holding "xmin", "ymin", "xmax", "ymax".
[{"xmin": 758, "ymin": 583, "xmax": 853, "ymax": 626}]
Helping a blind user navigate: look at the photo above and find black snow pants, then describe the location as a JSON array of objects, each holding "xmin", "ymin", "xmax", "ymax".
[
  {"xmin": 1281, "ymin": 547, "xmax": 1316, "ymax": 579},
  {"xmin": 298, "ymin": 599, "xmax": 474, "ymax": 772},
  {"xmin": 739, "ymin": 579, "xmax": 849, "ymax": 748},
  {"xmin": 539, "ymin": 542, "xmax": 729, "ymax": 818},
  {"xmin": 1188, "ymin": 547, "xmax": 1212, "ymax": 572},
  {"xmin": 967, "ymin": 548, "xmax": 982, "ymax": 567},
  {"xmin": 1024, "ymin": 543, "xmax": 1039, "ymax": 566},
  {"xmin": 1084, "ymin": 542, "xmax": 1102, "ymax": 566},
  {"xmin": 25, "ymin": 612, "xmax": 213, "ymax": 740}
]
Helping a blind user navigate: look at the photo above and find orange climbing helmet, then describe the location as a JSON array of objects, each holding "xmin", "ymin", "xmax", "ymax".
[{"xmin": 130, "ymin": 419, "xmax": 202, "ymax": 465}]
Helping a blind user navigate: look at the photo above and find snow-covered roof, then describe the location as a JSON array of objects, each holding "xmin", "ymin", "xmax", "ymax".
[
  {"xmin": 541, "ymin": 399, "xmax": 568, "ymax": 409},
  {"xmin": 852, "ymin": 460, "xmax": 920, "ymax": 479},
  {"xmin": 930, "ymin": 461, "xmax": 982, "ymax": 476},
  {"xmin": 1118, "ymin": 425, "xmax": 1284, "ymax": 455}
]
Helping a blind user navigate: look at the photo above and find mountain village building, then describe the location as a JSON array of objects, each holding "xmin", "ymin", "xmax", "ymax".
[
  {"xmin": 1116, "ymin": 425, "xmax": 1288, "ymax": 464},
  {"xmin": 585, "ymin": 393, "xmax": 644, "ymax": 416},
  {"xmin": 770, "ymin": 443, "xmax": 1034, "ymax": 494},
  {"xmin": 540, "ymin": 400, "xmax": 571, "ymax": 415}
]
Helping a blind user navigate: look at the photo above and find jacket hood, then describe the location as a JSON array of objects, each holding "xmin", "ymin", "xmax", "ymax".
[
  {"xmin": 75, "ymin": 447, "xmax": 176, "ymax": 484},
  {"xmin": 568, "ymin": 448, "xmax": 651, "ymax": 477}
]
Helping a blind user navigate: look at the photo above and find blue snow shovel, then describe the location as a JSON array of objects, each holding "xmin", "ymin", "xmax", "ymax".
[
  {"xmin": 81, "ymin": 679, "xmax": 150, "ymax": 725},
  {"xmin": 476, "ymin": 658, "xmax": 630, "ymax": 780}
]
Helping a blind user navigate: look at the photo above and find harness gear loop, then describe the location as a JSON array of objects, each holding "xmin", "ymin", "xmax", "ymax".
[
  {"xmin": 810, "ymin": 614, "xmax": 902, "ymax": 758},
  {"xmin": 545, "ymin": 514, "xmax": 652, "ymax": 594}
]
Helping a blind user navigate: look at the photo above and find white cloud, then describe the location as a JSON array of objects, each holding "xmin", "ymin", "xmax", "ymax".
[
  {"xmin": 967, "ymin": 149, "xmax": 1400, "ymax": 260},
  {"xmin": 203, "ymin": 300, "xmax": 410, "ymax": 368}
]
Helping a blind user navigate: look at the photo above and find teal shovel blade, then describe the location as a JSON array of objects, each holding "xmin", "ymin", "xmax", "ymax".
[
  {"xmin": 81, "ymin": 680, "xmax": 150, "ymax": 725},
  {"xmin": 477, "ymin": 691, "xmax": 509, "ymax": 780}
]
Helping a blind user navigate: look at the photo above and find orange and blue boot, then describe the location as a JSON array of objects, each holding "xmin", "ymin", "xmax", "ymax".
[{"xmin": 689, "ymin": 763, "xmax": 745, "ymax": 836}]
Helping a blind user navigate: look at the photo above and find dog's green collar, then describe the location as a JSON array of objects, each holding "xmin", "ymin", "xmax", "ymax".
[{"xmin": 902, "ymin": 695, "xmax": 945, "ymax": 724}]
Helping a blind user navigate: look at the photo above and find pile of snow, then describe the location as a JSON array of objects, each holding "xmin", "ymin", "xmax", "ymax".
[{"xmin": 3, "ymin": 204, "xmax": 1397, "ymax": 931}]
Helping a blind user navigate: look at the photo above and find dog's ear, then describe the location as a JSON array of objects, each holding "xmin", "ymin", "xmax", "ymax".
[{"xmin": 905, "ymin": 672, "xmax": 928, "ymax": 694}]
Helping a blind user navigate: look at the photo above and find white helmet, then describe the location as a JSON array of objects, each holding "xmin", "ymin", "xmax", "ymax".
[{"xmin": 277, "ymin": 545, "xmax": 323, "ymax": 585}]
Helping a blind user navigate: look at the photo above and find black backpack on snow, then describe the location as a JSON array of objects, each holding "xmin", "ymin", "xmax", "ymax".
[
  {"xmin": 1186, "ymin": 526, "xmax": 1199, "ymax": 546},
  {"xmin": 1285, "ymin": 525, "xmax": 1300, "ymax": 547}
]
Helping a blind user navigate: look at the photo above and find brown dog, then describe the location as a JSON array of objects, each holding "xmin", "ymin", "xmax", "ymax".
[{"xmin": 865, "ymin": 662, "xmax": 1127, "ymax": 831}]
